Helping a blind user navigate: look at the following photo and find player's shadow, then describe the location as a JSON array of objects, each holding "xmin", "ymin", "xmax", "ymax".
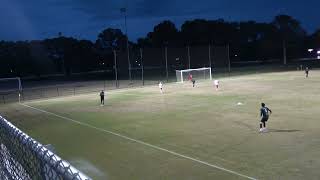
[{"xmin": 268, "ymin": 129, "xmax": 301, "ymax": 133}]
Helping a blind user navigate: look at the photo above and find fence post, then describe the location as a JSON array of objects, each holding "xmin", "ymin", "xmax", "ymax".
[
  {"xmin": 113, "ymin": 50, "xmax": 119, "ymax": 88},
  {"xmin": 283, "ymin": 40, "xmax": 287, "ymax": 65},
  {"xmin": 140, "ymin": 48, "xmax": 144, "ymax": 86},
  {"xmin": 22, "ymin": 90, "xmax": 25, "ymax": 101},
  {"xmin": 208, "ymin": 44, "xmax": 212, "ymax": 69},
  {"xmin": 227, "ymin": 44, "xmax": 231, "ymax": 75},
  {"xmin": 57, "ymin": 87, "xmax": 60, "ymax": 96},
  {"xmin": 165, "ymin": 46, "xmax": 169, "ymax": 82},
  {"xmin": 187, "ymin": 45, "xmax": 191, "ymax": 69},
  {"xmin": 2, "ymin": 96, "xmax": 5, "ymax": 104}
]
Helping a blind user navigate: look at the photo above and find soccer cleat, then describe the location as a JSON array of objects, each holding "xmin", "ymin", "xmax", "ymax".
[
  {"xmin": 259, "ymin": 128, "xmax": 264, "ymax": 133},
  {"xmin": 263, "ymin": 128, "xmax": 268, "ymax": 132}
]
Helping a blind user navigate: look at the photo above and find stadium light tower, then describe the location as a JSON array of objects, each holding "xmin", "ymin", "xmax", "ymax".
[{"xmin": 120, "ymin": 7, "xmax": 132, "ymax": 82}]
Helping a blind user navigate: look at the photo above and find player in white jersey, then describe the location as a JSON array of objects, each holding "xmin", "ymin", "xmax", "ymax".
[
  {"xmin": 159, "ymin": 82, "xmax": 163, "ymax": 93},
  {"xmin": 214, "ymin": 80, "xmax": 219, "ymax": 91}
]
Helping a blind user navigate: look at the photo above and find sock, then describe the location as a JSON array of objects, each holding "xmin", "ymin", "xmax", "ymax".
[{"xmin": 260, "ymin": 123, "xmax": 262, "ymax": 129}]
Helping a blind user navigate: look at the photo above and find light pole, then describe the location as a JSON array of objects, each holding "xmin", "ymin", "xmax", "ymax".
[
  {"xmin": 120, "ymin": 7, "xmax": 132, "ymax": 81},
  {"xmin": 165, "ymin": 46, "xmax": 169, "ymax": 82},
  {"xmin": 113, "ymin": 50, "xmax": 119, "ymax": 88},
  {"xmin": 208, "ymin": 44, "xmax": 212, "ymax": 68},
  {"xmin": 227, "ymin": 44, "xmax": 231, "ymax": 74},
  {"xmin": 140, "ymin": 48, "xmax": 144, "ymax": 86},
  {"xmin": 187, "ymin": 45, "xmax": 191, "ymax": 69}
]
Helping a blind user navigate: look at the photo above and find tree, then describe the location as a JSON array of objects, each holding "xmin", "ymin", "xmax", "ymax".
[
  {"xmin": 96, "ymin": 28, "xmax": 127, "ymax": 51},
  {"xmin": 272, "ymin": 15, "xmax": 307, "ymax": 63},
  {"xmin": 181, "ymin": 19, "xmax": 210, "ymax": 45},
  {"xmin": 44, "ymin": 37, "xmax": 80, "ymax": 75},
  {"xmin": 309, "ymin": 29, "xmax": 320, "ymax": 47},
  {"xmin": 147, "ymin": 20, "xmax": 179, "ymax": 47}
]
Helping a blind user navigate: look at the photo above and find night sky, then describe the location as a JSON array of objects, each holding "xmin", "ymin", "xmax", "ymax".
[{"xmin": 1, "ymin": 0, "xmax": 319, "ymax": 41}]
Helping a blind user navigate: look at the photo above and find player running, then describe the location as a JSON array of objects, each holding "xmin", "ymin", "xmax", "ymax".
[
  {"xmin": 259, "ymin": 103, "xmax": 272, "ymax": 133},
  {"xmin": 214, "ymin": 80, "xmax": 219, "ymax": 91},
  {"xmin": 305, "ymin": 67, "xmax": 309, "ymax": 78},
  {"xmin": 159, "ymin": 81, "xmax": 163, "ymax": 93},
  {"xmin": 100, "ymin": 90, "xmax": 105, "ymax": 106}
]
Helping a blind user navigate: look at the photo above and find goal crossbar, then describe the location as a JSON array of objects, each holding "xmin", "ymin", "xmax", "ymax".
[
  {"xmin": 179, "ymin": 67, "xmax": 212, "ymax": 73},
  {"xmin": 0, "ymin": 77, "xmax": 22, "ymax": 91}
]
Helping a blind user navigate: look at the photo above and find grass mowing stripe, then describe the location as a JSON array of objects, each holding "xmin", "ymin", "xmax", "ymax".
[{"xmin": 20, "ymin": 103, "xmax": 257, "ymax": 180}]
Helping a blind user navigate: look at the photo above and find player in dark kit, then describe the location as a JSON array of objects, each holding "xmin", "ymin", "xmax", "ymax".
[
  {"xmin": 305, "ymin": 67, "xmax": 309, "ymax": 78},
  {"xmin": 259, "ymin": 103, "xmax": 272, "ymax": 133},
  {"xmin": 100, "ymin": 90, "xmax": 105, "ymax": 106},
  {"xmin": 192, "ymin": 79, "xmax": 196, "ymax": 87}
]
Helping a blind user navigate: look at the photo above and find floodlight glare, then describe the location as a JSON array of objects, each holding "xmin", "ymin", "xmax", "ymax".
[{"xmin": 308, "ymin": 49, "xmax": 314, "ymax": 52}]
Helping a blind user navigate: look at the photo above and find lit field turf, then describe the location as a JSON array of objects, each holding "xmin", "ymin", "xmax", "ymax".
[{"xmin": 1, "ymin": 70, "xmax": 320, "ymax": 180}]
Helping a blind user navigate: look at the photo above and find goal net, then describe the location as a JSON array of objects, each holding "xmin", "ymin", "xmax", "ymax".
[
  {"xmin": 176, "ymin": 67, "xmax": 212, "ymax": 83},
  {"xmin": 0, "ymin": 116, "xmax": 91, "ymax": 180},
  {"xmin": 0, "ymin": 77, "xmax": 22, "ymax": 92},
  {"xmin": 0, "ymin": 77, "xmax": 22, "ymax": 103}
]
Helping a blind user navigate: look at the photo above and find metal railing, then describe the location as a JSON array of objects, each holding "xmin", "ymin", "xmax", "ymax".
[{"xmin": 0, "ymin": 116, "xmax": 91, "ymax": 180}]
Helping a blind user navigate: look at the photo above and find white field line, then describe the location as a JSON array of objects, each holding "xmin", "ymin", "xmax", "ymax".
[
  {"xmin": 20, "ymin": 103, "xmax": 257, "ymax": 180},
  {"xmin": 21, "ymin": 79, "xmax": 212, "ymax": 104}
]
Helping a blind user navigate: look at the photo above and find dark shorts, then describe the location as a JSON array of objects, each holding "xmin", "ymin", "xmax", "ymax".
[
  {"xmin": 101, "ymin": 97, "xmax": 104, "ymax": 100},
  {"xmin": 261, "ymin": 117, "xmax": 268, "ymax": 122}
]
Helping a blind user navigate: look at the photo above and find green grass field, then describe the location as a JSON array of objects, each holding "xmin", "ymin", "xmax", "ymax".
[{"xmin": 1, "ymin": 70, "xmax": 320, "ymax": 180}]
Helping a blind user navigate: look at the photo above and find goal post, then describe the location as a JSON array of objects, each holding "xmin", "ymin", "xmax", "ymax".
[{"xmin": 176, "ymin": 67, "xmax": 212, "ymax": 83}]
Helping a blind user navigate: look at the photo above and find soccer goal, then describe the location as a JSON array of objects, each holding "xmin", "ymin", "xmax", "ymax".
[
  {"xmin": 0, "ymin": 77, "xmax": 22, "ymax": 103},
  {"xmin": 0, "ymin": 115, "xmax": 91, "ymax": 180},
  {"xmin": 176, "ymin": 67, "xmax": 212, "ymax": 83}
]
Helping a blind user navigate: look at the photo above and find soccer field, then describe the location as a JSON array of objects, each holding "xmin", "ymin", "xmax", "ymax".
[{"xmin": 1, "ymin": 70, "xmax": 320, "ymax": 180}]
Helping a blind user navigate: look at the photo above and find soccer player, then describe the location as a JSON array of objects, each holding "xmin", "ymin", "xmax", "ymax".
[
  {"xmin": 159, "ymin": 81, "xmax": 163, "ymax": 93},
  {"xmin": 214, "ymin": 80, "xmax": 219, "ymax": 91},
  {"xmin": 259, "ymin": 103, "xmax": 272, "ymax": 133},
  {"xmin": 100, "ymin": 90, "xmax": 105, "ymax": 106},
  {"xmin": 188, "ymin": 74, "xmax": 193, "ymax": 81},
  {"xmin": 305, "ymin": 67, "xmax": 309, "ymax": 78},
  {"xmin": 192, "ymin": 79, "xmax": 196, "ymax": 87}
]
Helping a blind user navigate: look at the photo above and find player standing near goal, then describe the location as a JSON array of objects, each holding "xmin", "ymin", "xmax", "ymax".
[
  {"xmin": 100, "ymin": 90, "xmax": 105, "ymax": 106},
  {"xmin": 159, "ymin": 81, "xmax": 163, "ymax": 93},
  {"xmin": 188, "ymin": 74, "xmax": 193, "ymax": 81},
  {"xmin": 259, "ymin": 103, "xmax": 272, "ymax": 133},
  {"xmin": 214, "ymin": 80, "xmax": 219, "ymax": 91},
  {"xmin": 305, "ymin": 67, "xmax": 309, "ymax": 78}
]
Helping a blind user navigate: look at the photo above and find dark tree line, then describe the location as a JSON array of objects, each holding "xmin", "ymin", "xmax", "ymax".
[{"xmin": 0, "ymin": 14, "xmax": 319, "ymax": 77}]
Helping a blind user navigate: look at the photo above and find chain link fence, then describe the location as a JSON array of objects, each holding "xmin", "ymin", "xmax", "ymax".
[{"xmin": 0, "ymin": 115, "xmax": 91, "ymax": 180}]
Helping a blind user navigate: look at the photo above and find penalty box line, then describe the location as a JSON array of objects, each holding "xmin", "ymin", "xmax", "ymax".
[{"xmin": 20, "ymin": 103, "xmax": 257, "ymax": 180}]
